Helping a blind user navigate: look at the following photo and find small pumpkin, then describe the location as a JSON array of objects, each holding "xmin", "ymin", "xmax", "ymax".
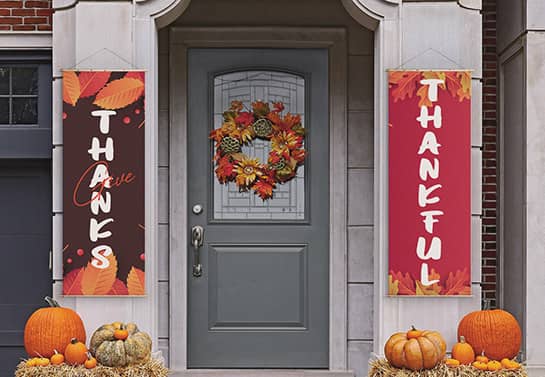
[
  {"xmin": 501, "ymin": 358, "xmax": 521, "ymax": 370},
  {"xmin": 452, "ymin": 336, "xmax": 475, "ymax": 364},
  {"xmin": 458, "ymin": 304, "xmax": 521, "ymax": 360},
  {"xmin": 84, "ymin": 352, "xmax": 97, "ymax": 369},
  {"xmin": 384, "ymin": 327, "xmax": 446, "ymax": 370},
  {"xmin": 65, "ymin": 338, "xmax": 88, "ymax": 365},
  {"xmin": 475, "ymin": 352, "xmax": 489, "ymax": 363},
  {"xmin": 90, "ymin": 322, "xmax": 152, "ymax": 367},
  {"xmin": 25, "ymin": 358, "xmax": 38, "ymax": 367},
  {"xmin": 444, "ymin": 358, "xmax": 460, "ymax": 368},
  {"xmin": 472, "ymin": 361, "xmax": 488, "ymax": 370},
  {"xmin": 114, "ymin": 324, "xmax": 129, "ymax": 341},
  {"xmin": 36, "ymin": 357, "xmax": 50, "ymax": 367},
  {"xmin": 24, "ymin": 297, "xmax": 86, "ymax": 358},
  {"xmin": 487, "ymin": 360, "xmax": 503, "ymax": 371},
  {"xmin": 50, "ymin": 350, "xmax": 64, "ymax": 365},
  {"xmin": 407, "ymin": 325, "xmax": 423, "ymax": 339}
]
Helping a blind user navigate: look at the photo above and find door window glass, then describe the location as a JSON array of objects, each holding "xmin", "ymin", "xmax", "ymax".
[
  {"xmin": 0, "ymin": 66, "xmax": 39, "ymax": 126},
  {"xmin": 213, "ymin": 71, "xmax": 306, "ymax": 220}
]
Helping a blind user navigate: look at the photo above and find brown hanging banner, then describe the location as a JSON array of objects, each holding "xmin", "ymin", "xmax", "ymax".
[{"xmin": 62, "ymin": 70, "xmax": 145, "ymax": 296}]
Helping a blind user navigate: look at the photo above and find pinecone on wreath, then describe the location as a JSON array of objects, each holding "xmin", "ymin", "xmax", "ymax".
[{"xmin": 220, "ymin": 136, "xmax": 241, "ymax": 153}]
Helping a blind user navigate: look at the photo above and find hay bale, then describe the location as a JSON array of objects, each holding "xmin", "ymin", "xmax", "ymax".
[
  {"xmin": 14, "ymin": 358, "xmax": 169, "ymax": 377},
  {"xmin": 369, "ymin": 359, "xmax": 528, "ymax": 377}
]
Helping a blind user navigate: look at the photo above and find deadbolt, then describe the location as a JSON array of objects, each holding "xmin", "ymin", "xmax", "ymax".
[{"xmin": 192, "ymin": 204, "xmax": 203, "ymax": 215}]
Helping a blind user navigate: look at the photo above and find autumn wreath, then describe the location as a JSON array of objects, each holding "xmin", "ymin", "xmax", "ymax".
[{"xmin": 210, "ymin": 100, "xmax": 306, "ymax": 200}]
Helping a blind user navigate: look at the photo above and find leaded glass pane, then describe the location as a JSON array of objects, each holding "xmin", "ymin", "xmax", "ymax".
[{"xmin": 213, "ymin": 71, "xmax": 305, "ymax": 221}]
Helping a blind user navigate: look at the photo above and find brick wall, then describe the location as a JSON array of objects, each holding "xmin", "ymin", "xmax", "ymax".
[
  {"xmin": 0, "ymin": 0, "xmax": 51, "ymax": 31},
  {"xmin": 482, "ymin": 0, "xmax": 497, "ymax": 308}
]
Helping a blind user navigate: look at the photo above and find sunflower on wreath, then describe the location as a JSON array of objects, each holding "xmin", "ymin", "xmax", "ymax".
[{"xmin": 210, "ymin": 100, "xmax": 306, "ymax": 200}]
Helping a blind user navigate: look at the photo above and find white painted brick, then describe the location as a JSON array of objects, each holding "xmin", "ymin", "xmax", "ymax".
[
  {"xmin": 159, "ymin": 281, "xmax": 169, "ymax": 338},
  {"xmin": 158, "ymin": 224, "xmax": 169, "ymax": 281},
  {"xmin": 348, "ymin": 284, "xmax": 373, "ymax": 340},
  {"xmin": 348, "ymin": 55, "xmax": 374, "ymax": 111},
  {"xmin": 159, "ymin": 110, "xmax": 169, "ymax": 167},
  {"xmin": 348, "ymin": 169, "xmax": 374, "ymax": 226},
  {"xmin": 348, "ymin": 226, "xmax": 374, "ymax": 283},
  {"xmin": 348, "ymin": 341, "xmax": 373, "ymax": 377},
  {"xmin": 348, "ymin": 111, "xmax": 374, "ymax": 168},
  {"xmin": 159, "ymin": 167, "xmax": 169, "ymax": 224}
]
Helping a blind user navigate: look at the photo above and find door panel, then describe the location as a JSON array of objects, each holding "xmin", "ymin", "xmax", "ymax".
[
  {"xmin": 0, "ymin": 161, "xmax": 51, "ymax": 375},
  {"xmin": 187, "ymin": 49, "xmax": 329, "ymax": 368}
]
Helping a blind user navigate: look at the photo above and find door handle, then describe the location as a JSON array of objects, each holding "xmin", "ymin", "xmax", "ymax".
[{"xmin": 191, "ymin": 225, "xmax": 204, "ymax": 277}]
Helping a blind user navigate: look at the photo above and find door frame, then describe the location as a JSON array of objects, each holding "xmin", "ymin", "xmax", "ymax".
[{"xmin": 169, "ymin": 27, "xmax": 348, "ymax": 371}]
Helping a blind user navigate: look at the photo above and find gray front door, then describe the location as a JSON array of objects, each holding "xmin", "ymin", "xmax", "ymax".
[
  {"xmin": 187, "ymin": 48, "xmax": 329, "ymax": 368},
  {"xmin": 0, "ymin": 161, "xmax": 51, "ymax": 375}
]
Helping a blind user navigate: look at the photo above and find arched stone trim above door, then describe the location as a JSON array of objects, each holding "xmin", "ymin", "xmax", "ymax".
[{"xmin": 136, "ymin": 0, "xmax": 400, "ymax": 29}]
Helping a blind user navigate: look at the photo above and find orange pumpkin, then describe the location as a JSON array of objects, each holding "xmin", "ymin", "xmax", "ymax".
[
  {"xmin": 50, "ymin": 350, "xmax": 64, "ymax": 365},
  {"xmin": 458, "ymin": 307, "xmax": 521, "ymax": 360},
  {"xmin": 487, "ymin": 360, "xmax": 503, "ymax": 371},
  {"xmin": 501, "ymin": 358, "xmax": 521, "ymax": 370},
  {"xmin": 36, "ymin": 358, "xmax": 50, "ymax": 367},
  {"xmin": 444, "ymin": 358, "xmax": 460, "ymax": 368},
  {"xmin": 114, "ymin": 324, "xmax": 129, "ymax": 341},
  {"xmin": 65, "ymin": 338, "xmax": 88, "ymax": 365},
  {"xmin": 452, "ymin": 336, "xmax": 475, "ymax": 364},
  {"xmin": 472, "ymin": 361, "xmax": 488, "ymax": 370},
  {"xmin": 475, "ymin": 352, "xmax": 489, "ymax": 363},
  {"xmin": 384, "ymin": 327, "xmax": 446, "ymax": 370},
  {"xmin": 84, "ymin": 352, "xmax": 97, "ymax": 369},
  {"xmin": 24, "ymin": 297, "xmax": 86, "ymax": 358}
]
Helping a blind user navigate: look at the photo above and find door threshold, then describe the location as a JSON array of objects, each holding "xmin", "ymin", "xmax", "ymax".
[{"xmin": 171, "ymin": 370, "xmax": 354, "ymax": 377}]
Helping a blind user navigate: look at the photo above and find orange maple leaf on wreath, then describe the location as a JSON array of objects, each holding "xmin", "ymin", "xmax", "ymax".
[
  {"xmin": 389, "ymin": 270, "xmax": 416, "ymax": 295},
  {"xmin": 389, "ymin": 71, "xmax": 422, "ymax": 103}
]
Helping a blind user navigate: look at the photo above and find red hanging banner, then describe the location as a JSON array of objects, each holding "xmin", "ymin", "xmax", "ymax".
[
  {"xmin": 62, "ymin": 70, "xmax": 145, "ymax": 296},
  {"xmin": 388, "ymin": 70, "xmax": 471, "ymax": 296}
]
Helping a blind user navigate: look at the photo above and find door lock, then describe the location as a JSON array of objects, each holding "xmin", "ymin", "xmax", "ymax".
[{"xmin": 191, "ymin": 225, "xmax": 204, "ymax": 277}]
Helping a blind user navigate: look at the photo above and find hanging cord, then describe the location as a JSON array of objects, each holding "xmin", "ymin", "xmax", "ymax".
[
  {"xmin": 67, "ymin": 48, "xmax": 136, "ymax": 71},
  {"xmin": 392, "ymin": 47, "xmax": 465, "ymax": 70}
]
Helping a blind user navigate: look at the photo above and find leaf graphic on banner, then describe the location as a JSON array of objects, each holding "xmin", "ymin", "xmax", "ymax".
[
  {"xmin": 390, "ymin": 270, "xmax": 416, "ymax": 295},
  {"xmin": 78, "ymin": 71, "xmax": 111, "ymax": 98},
  {"xmin": 442, "ymin": 268, "xmax": 471, "ymax": 295},
  {"xmin": 457, "ymin": 71, "xmax": 472, "ymax": 101},
  {"xmin": 81, "ymin": 253, "xmax": 118, "ymax": 295},
  {"xmin": 417, "ymin": 71, "xmax": 446, "ymax": 107},
  {"xmin": 63, "ymin": 267, "xmax": 84, "ymax": 295},
  {"xmin": 125, "ymin": 71, "xmax": 145, "ymax": 84},
  {"xmin": 109, "ymin": 278, "xmax": 129, "ymax": 295},
  {"xmin": 388, "ymin": 274, "xmax": 399, "ymax": 295},
  {"xmin": 93, "ymin": 78, "xmax": 145, "ymax": 110},
  {"xmin": 63, "ymin": 71, "xmax": 81, "ymax": 106},
  {"xmin": 127, "ymin": 266, "xmax": 145, "ymax": 295},
  {"xmin": 389, "ymin": 71, "xmax": 422, "ymax": 103},
  {"xmin": 444, "ymin": 71, "xmax": 463, "ymax": 100},
  {"xmin": 415, "ymin": 268, "xmax": 442, "ymax": 295}
]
